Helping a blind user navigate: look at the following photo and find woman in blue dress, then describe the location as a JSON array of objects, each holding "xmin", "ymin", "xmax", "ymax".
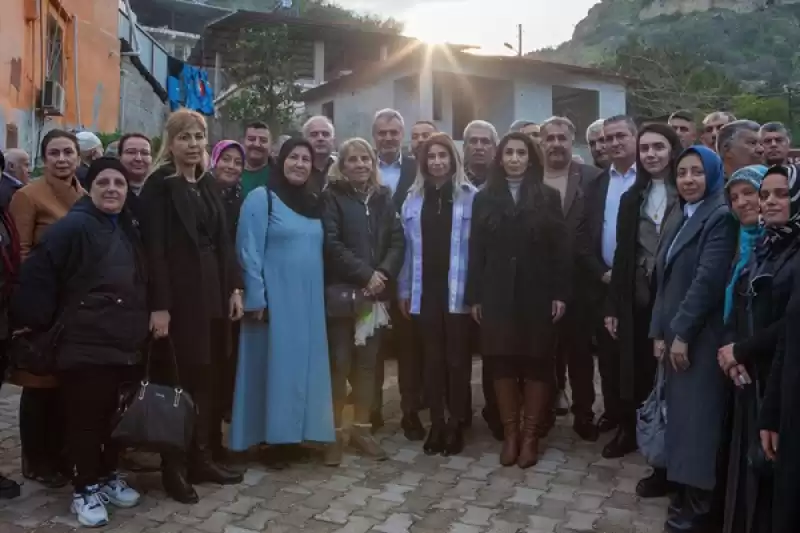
[{"xmin": 230, "ymin": 138, "xmax": 335, "ymax": 451}]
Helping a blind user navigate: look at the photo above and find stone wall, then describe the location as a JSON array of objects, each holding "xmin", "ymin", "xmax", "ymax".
[{"xmin": 119, "ymin": 56, "xmax": 169, "ymax": 138}]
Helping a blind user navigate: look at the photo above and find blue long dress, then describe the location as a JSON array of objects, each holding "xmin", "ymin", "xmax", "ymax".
[{"xmin": 229, "ymin": 187, "xmax": 335, "ymax": 449}]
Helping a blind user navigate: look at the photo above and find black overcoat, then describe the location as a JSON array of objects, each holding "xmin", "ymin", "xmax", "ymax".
[
  {"xmin": 464, "ymin": 179, "xmax": 570, "ymax": 358},
  {"xmin": 138, "ymin": 166, "xmax": 242, "ymax": 368}
]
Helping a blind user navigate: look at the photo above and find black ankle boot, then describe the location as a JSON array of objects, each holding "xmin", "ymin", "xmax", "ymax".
[
  {"xmin": 423, "ymin": 425, "xmax": 446, "ymax": 455},
  {"xmin": 637, "ymin": 467, "xmax": 671, "ymax": 498},
  {"xmin": 188, "ymin": 449, "xmax": 243, "ymax": 485},
  {"xmin": 401, "ymin": 412, "xmax": 425, "ymax": 441},
  {"xmin": 162, "ymin": 461, "xmax": 199, "ymax": 504},
  {"xmin": 666, "ymin": 485, "xmax": 711, "ymax": 533},
  {"xmin": 443, "ymin": 423, "xmax": 465, "ymax": 457}
]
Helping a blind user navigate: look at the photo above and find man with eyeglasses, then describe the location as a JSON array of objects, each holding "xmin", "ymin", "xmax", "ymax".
[
  {"xmin": 701, "ymin": 111, "xmax": 736, "ymax": 152},
  {"xmin": 117, "ymin": 133, "xmax": 153, "ymax": 221},
  {"xmin": 463, "ymin": 120, "xmax": 498, "ymax": 188}
]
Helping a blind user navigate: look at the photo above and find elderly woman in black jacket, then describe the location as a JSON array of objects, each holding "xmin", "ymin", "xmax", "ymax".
[
  {"xmin": 465, "ymin": 131, "xmax": 569, "ymax": 469},
  {"xmin": 11, "ymin": 158, "xmax": 149, "ymax": 528},
  {"xmin": 322, "ymin": 137, "xmax": 405, "ymax": 466}
]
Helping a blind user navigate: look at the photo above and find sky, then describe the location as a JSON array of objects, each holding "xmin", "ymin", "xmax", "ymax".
[{"xmin": 335, "ymin": 0, "xmax": 600, "ymax": 55}]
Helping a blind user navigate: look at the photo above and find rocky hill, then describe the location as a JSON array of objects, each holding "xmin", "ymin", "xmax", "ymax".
[{"xmin": 538, "ymin": 0, "xmax": 800, "ymax": 85}]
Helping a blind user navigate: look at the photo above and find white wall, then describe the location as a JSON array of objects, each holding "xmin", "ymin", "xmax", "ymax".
[{"xmin": 305, "ymin": 61, "xmax": 627, "ymax": 146}]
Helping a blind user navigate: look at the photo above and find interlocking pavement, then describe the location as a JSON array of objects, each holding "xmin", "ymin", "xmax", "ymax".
[{"xmin": 0, "ymin": 360, "xmax": 668, "ymax": 532}]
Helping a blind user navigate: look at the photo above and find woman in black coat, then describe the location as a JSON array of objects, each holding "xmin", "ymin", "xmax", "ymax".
[
  {"xmin": 465, "ymin": 132, "xmax": 569, "ymax": 469},
  {"xmin": 322, "ymin": 138, "xmax": 405, "ymax": 466},
  {"xmin": 756, "ymin": 165, "xmax": 800, "ymax": 533},
  {"xmin": 139, "ymin": 109, "xmax": 244, "ymax": 504},
  {"xmin": 604, "ymin": 124, "xmax": 682, "ymax": 470},
  {"xmin": 11, "ymin": 158, "xmax": 149, "ymax": 527}
]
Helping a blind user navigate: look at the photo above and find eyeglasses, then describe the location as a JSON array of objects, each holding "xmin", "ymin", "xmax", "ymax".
[{"xmin": 122, "ymin": 149, "xmax": 152, "ymax": 158}]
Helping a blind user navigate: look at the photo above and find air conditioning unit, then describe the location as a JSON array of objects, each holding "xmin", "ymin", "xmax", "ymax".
[{"xmin": 41, "ymin": 80, "xmax": 66, "ymax": 116}]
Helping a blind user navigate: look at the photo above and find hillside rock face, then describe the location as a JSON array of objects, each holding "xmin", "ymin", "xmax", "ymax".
[{"xmin": 639, "ymin": 0, "xmax": 800, "ymax": 20}]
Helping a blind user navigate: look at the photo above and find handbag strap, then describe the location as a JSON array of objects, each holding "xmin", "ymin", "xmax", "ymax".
[
  {"xmin": 654, "ymin": 360, "xmax": 666, "ymax": 400},
  {"xmin": 142, "ymin": 337, "xmax": 183, "ymax": 390}
]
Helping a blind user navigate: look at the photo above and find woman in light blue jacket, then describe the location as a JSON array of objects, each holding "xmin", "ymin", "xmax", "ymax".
[{"xmin": 398, "ymin": 133, "xmax": 478, "ymax": 456}]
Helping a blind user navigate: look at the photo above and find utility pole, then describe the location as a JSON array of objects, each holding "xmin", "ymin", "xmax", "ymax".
[{"xmin": 517, "ymin": 24, "xmax": 523, "ymax": 57}]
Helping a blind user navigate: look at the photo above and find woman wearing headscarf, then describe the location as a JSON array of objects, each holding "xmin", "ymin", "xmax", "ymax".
[
  {"xmin": 12, "ymin": 158, "xmax": 149, "ymax": 527},
  {"xmin": 464, "ymin": 132, "xmax": 569, "ymax": 469},
  {"xmin": 755, "ymin": 165, "xmax": 800, "ymax": 533},
  {"xmin": 231, "ymin": 138, "xmax": 335, "ymax": 454},
  {"xmin": 210, "ymin": 140, "xmax": 246, "ymax": 427},
  {"xmin": 398, "ymin": 134, "xmax": 478, "ymax": 457},
  {"xmin": 720, "ymin": 165, "xmax": 799, "ymax": 533},
  {"xmin": 603, "ymin": 124, "xmax": 682, "ymax": 470},
  {"xmin": 140, "ymin": 109, "xmax": 244, "ymax": 504},
  {"xmin": 649, "ymin": 146, "xmax": 738, "ymax": 532}
]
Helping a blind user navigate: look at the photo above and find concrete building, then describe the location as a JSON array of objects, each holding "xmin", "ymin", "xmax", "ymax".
[
  {"xmin": 301, "ymin": 45, "xmax": 628, "ymax": 152},
  {"xmin": 0, "ymin": 0, "xmax": 122, "ymax": 153}
]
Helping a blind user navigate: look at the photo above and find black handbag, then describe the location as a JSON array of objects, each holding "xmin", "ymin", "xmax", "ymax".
[
  {"xmin": 325, "ymin": 284, "xmax": 370, "ymax": 318},
  {"xmin": 7, "ymin": 324, "xmax": 65, "ymax": 376},
  {"xmin": 112, "ymin": 338, "xmax": 196, "ymax": 453}
]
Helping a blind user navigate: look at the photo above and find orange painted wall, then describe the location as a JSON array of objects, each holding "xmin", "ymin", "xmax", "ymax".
[{"xmin": 0, "ymin": 0, "xmax": 120, "ymax": 152}]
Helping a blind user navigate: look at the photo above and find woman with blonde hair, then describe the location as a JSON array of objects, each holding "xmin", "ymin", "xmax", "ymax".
[
  {"xmin": 321, "ymin": 137, "xmax": 404, "ymax": 465},
  {"xmin": 139, "ymin": 109, "xmax": 244, "ymax": 504},
  {"xmin": 398, "ymin": 133, "xmax": 478, "ymax": 456}
]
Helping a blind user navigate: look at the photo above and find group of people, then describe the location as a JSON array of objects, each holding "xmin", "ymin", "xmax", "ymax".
[{"xmin": 0, "ymin": 105, "xmax": 797, "ymax": 533}]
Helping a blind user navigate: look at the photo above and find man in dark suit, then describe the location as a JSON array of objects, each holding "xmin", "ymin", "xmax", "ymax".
[
  {"xmin": 370, "ymin": 108, "xmax": 425, "ymax": 440},
  {"xmin": 579, "ymin": 115, "xmax": 639, "ymax": 457},
  {"xmin": 540, "ymin": 117, "xmax": 603, "ymax": 442}
]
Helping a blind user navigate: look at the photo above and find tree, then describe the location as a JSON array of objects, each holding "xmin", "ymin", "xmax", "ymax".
[
  {"xmin": 221, "ymin": 25, "xmax": 301, "ymax": 132},
  {"xmin": 605, "ymin": 36, "xmax": 742, "ymax": 119},
  {"xmin": 303, "ymin": 0, "xmax": 403, "ymax": 32}
]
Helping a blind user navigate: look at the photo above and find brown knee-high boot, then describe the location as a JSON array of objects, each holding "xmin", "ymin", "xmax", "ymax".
[
  {"xmin": 518, "ymin": 380, "xmax": 550, "ymax": 469},
  {"xmin": 494, "ymin": 378, "xmax": 521, "ymax": 466}
]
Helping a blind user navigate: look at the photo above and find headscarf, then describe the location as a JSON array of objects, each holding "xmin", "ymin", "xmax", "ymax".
[
  {"xmin": 76, "ymin": 131, "xmax": 102, "ymax": 153},
  {"xmin": 723, "ymin": 164, "xmax": 768, "ymax": 322},
  {"xmin": 676, "ymin": 146, "xmax": 725, "ymax": 204},
  {"xmin": 210, "ymin": 140, "xmax": 245, "ymax": 169},
  {"xmin": 270, "ymin": 138, "xmax": 322, "ymax": 219},
  {"xmin": 759, "ymin": 164, "xmax": 800, "ymax": 257}
]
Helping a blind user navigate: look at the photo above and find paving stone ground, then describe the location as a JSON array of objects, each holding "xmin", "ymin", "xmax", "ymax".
[{"xmin": 0, "ymin": 360, "xmax": 668, "ymax": 532}]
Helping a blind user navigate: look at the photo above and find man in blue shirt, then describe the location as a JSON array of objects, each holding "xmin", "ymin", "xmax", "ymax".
[{"xmin": 370, "ymin": 108, "xmax": 425, "ymax": 440}]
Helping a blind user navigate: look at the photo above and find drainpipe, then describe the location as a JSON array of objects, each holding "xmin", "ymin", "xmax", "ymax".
[
  {"xmin": 72, "ymin": 15, "xmax": 81, "ymax": 128},
  {"xmin": 119, "ymin": 69, "xmax": 127, "ymax": 131}
]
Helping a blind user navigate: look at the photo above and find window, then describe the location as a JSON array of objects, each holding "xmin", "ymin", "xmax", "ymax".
[
  {"xmin": 173, "ymin": 44, "xmax": 187, "ymax": 60},
  {"xmin": 5, "ymin": 125, "xmax": 19, "ymax": 149},
  {"xmin": 46, "ymin": 14, "xmax": 65, "ymax": 84},
  {"xmin": 322, "ymin": 101, "xmax": 334, "ymax": 122},
  {"xmin": 552, "ymin": 86, "xmax": 599, "ymax": 142},
  {"xmin": 433, "ymin": 75, "xmax": 443, "ymax": 122}
]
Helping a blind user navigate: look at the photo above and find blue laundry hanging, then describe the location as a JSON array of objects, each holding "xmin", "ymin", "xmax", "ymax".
[{"xmin": 167, "ymin": 56, "xmax": 215, "ymax": 115}]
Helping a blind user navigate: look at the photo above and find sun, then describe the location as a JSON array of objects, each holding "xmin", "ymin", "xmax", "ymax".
[{"xmin": 403, "ymin": 16, "xmax": 452, "ymax": 45}]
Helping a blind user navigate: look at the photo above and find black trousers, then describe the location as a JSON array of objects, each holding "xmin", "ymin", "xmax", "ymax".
[
  {"xmin": 60, "ymin": 365, "xmax": 138, "ymax": 491},
  {"xmin": 20, "ymin": 387, "xmax": 65, "ymax": 475},
  {"xmin": 415, "ymin": 311, "xmax": 472, "ymax": 426},
  {"xmin": 487, "ymin": 354, "xmax": 555, "ymax": 381},
  {"xmin": 620, "ymin": 304, "xmax": 658, "ymax": 428},
  {"xmin": 374, "ymin": 302, "xmax": 423, "ymax": 417},
  {"xmin": 554, "ymin": 306, "xmax": 596, "ymax": 418},
  {"xmin": 159, "ymin": 319, "xmax": 227, "ymax": 468}
]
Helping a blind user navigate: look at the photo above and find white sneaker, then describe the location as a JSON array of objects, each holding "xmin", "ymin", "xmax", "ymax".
[
  {"xmin": 555, "ymin": 390, "xmax": 570, "ymax": 415},
  {"xmin": 71, "ymin": 486, "xmax": 110, "ymax": 528},
  {"xmin": 99, "ymin": 474, "xmax": 140, "ymax": 508}
]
